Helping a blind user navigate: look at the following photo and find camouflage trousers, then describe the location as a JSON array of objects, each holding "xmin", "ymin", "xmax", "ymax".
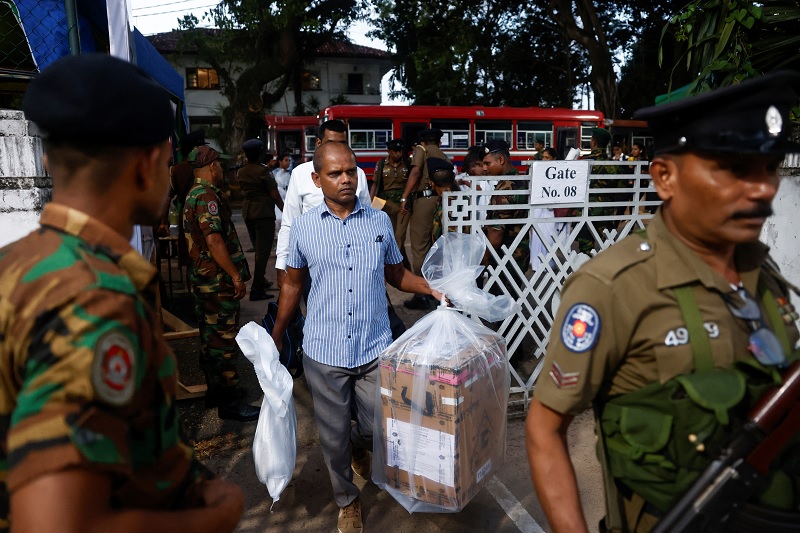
[{"xmin": 191, "ymin": 287, "xmax": 241, "ymax": 392}]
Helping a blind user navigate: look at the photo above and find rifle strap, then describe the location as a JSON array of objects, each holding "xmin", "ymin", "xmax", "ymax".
[{"xmin": 673, "ymin": 285, "xmax": 714, "ymax": 372}]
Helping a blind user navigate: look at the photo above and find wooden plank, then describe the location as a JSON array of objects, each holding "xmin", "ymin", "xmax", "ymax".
[
  {"xmin": 164, "ymin": 329, "xmax": 199, "ymax": 341},
  {"xmin": 162, "ymin": 308, "xmax": 194, "ymax": 332},
  {"xmin": 177, "ymin": 381, "xmax": 207, "ymax": 401}
]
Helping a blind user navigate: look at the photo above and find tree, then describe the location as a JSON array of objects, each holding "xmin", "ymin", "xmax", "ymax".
[
  {"xmin": 178, "ymin": 0, "xmax": 364, "ymax": 152},
  {"xmin": 370, "ymin": 1, "xmax": 583, "ymax": 108}
]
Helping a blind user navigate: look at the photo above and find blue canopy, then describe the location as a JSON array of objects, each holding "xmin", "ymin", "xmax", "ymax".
[{"xmin": 13, "ymin": 0, "xmax": 187, "ymax": 131}]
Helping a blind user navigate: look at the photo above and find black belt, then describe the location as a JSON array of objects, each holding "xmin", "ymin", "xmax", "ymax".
[{"xmin": 413, "ymin": 188, "xmax": 436, "ymax": 199}]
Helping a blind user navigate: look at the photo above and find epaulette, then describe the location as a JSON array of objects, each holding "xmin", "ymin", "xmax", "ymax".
[{"xmin": 578, "ymin": 229, "xmax": 655, "ymax": 284}]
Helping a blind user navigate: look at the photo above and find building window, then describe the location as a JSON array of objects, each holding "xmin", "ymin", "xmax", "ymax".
[
  {"xmin": 302, "ymin": 70, "xmax": 321, "ymax": 91},
  {"xmin": 347, "ymin": 73, "xmax": 363, "ymax": 95},
  {"xmin": 186, "ymin": 67, "xmax": 222, "ymax": 90}
]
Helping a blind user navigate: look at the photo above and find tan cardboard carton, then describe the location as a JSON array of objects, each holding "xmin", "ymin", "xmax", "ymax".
[{"xmin": 379, "ymin": 333, "xmax": 507, "ymax": 510}]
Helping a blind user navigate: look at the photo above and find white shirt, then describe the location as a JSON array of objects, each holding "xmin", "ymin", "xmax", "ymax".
[
  {"xmin": 273, "ymin": 167, "xmax": 291, "ymax": 220},
  {"xmin": 275, "ymin": 160, "xmax": 370, "ymax": 270}
]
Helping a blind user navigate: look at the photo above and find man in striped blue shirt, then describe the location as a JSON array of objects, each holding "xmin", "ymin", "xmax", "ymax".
[{"xmin": 271, "ymin": 142, "xmax": 442, "ymax": 533}]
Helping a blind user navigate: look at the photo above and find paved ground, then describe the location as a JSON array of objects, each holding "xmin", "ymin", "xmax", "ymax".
[{"xmin": 163, "ymin": 209, "xmax": 604, "ymax": 533}]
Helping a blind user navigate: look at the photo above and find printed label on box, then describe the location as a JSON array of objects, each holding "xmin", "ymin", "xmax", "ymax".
[
  {"xmin": 476, "ymin": 459, "xmax": 492, "ymax": 483},
  {"xmin": 386, "ymin": 417, "xmax": 455, "ymax": 487}
]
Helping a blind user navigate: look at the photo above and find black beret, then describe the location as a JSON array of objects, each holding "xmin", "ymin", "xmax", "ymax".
[
  {"xmin": 181, "ymin": 129, "xmax": 207, "ymax": 150},
  {"xmin": 386, "ymin": 138, "xmax": 405, "ymax": 151},
  {"xmin": 635, "ymin": 71, "xmax": 800, "ymax": 155},
  {"xmin": 419, "ymin": 128, "xmax": 443, "ymax": 140},
  {"xmin": 427, "ymin": 157, "xmax": 454, "ymax": 174},
  {"xmin": 23, "ymin": 53, "xmax": 173, "ymax": 146},
  {"xmin": 242, "ymin": 138, "xmax": 264, "ymax": 151},
  {"xmin": 482, "ymin": 139, "xmax": 510, "ymax": 155}
]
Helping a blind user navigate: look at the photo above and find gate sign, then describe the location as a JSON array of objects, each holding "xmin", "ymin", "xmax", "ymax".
[{"xmin": 530, "ymin": 161, "xmax": 590, "ymax": 205}]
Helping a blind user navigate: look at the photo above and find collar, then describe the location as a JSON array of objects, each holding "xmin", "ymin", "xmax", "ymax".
[
  {"xmin": 319, "ymin": 197, "xmax": 365, "ymax": 220},
  {"xmin": 38, "ymin": 204, "xmax": 157, "ymax": 291},
  {"xmin": 193, "ymin": 176, "xmax": 222, "ymax": 193},
  {"xmin": 650, "ymin": 209, "xmax": 767, "ymax": 295}
]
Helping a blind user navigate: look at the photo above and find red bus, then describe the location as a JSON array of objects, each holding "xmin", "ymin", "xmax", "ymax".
[
  {"xmin": 263, "ymin": 115, "xmax": 319, "ymax": 164},
  {"xmin": 319, "ymin": 105, "xmax": 606, "ymax": 179}
]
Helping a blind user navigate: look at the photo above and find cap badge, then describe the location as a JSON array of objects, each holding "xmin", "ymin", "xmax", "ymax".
[{"xmin": 766, "ymin": 106, "xmax": 782, "ymax": 137}]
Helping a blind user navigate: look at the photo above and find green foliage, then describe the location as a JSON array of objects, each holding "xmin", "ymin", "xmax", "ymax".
[{"xmin": 661, "ymin": 0, "xmax": 800, "ymax": 95}]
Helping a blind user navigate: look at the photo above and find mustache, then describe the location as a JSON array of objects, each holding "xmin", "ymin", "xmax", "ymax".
[{"xmin": 732, "ymin": 204, "xmax": 773, "ymax": 219}]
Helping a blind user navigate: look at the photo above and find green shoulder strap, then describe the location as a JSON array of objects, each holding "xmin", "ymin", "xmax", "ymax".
[
  {"xmin": 673, "ymin": 285, "xmax": 714, "ymax": 372},
  {"xmin": 758, "ymin": 279, "xmax": 793, "ymax": 356}
]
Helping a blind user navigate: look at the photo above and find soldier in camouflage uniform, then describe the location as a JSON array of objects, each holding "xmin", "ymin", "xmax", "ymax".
[
  {"xmin": 183, "ymin": 146, "xmax": 258, "ymax": 422},
  {"xmin": 576, "ymin": 127, "xmax": 625, "ymax": 254},
  {"xmin": 483, "ymin": 140, "xmax": 531, "ymax": 368},
  {"xmin": 0, "ymin": 54, "xmax": 243, "ymax": 533}
]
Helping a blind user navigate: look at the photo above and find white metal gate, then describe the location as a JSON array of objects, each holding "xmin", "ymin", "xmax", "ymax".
[{"xmin": 442, "ymin": 160, "xmax": 657, "ymax": 412}]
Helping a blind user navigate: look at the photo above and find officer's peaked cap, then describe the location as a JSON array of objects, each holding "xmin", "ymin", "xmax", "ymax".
[
  {"xmin": 242, "ymin": 138, "xmax": 264, "ymax": 151},
  {"xmin": 482, "ymin": 139, "xmax": 510, "ymax": 155},
  {"xmin": 386, "ymin": 138, "xmax": 405, "ymax": 151},
  {"xmin": 419, "ymin": 128, "xmax": 443, "ymax": 140}
]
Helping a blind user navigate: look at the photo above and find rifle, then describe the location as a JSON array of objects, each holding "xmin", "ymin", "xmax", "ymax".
[{"xmin": 652, "ymin": 360, "xmax": 800, "ymax": 533}]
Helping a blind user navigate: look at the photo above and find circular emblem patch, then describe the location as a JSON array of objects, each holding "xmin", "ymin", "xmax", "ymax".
[
  {"xmin": 560, "ymin": 303, "xmax": 601, "ymax": 353},
  {"xmin": 208, "ymin": 200, "xmax": 219, "ymax": 215},
  {"xmin": 92, "ymin": 331, "xmax": 136, "ymax": 406}
]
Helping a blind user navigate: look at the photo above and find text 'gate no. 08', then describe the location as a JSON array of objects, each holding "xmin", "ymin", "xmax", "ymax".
[{"xmin": 529, "ymin": 161, "xmax": 590, "ymax": 205}]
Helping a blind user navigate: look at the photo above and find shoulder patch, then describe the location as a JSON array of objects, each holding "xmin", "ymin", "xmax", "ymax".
[
  {"xmin": 92, "ymin": 330, "xmax": 136, "ymax": 406},
  {"xmin": 207, "ymin": 200, "xmax": 219, "ymax": 215},
  {"xmin": 560, "ymin": 303, "xmax": 601, "ymax": 353}
]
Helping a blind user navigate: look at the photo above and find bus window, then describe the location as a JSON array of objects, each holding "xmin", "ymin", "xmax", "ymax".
[
  {"xmin": 304, "ymin": 127, "xmax": 317, "ymax": 155},
  {"xmin": 475, "ymin": 120, "xmax": 512, "ymax": 145},
  {"xmin": 348, "ymin": 119, "xmax": 392, "ymax": 150},
  {"xmin": 402, "ymin": 122, "xmax": 427, "ymax": 149},
  {"xmin": 431, "ymin": 120, "xmax": 470, "ymax": 149},
  {"xmin": 517, "ymin": 121, "xmax": 553, "ymax": 149},
  {"xmin": 556, "ymin": 127, "xmax": 579, "ymax": 160},
  {"xmin": 581, "ymin": 124, "xmax": 599, "ymax": 151}
]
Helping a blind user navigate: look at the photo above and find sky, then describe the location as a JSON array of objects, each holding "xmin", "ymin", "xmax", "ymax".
[{"xmin": 129, "ymin": 0, "xmax": 404, "ymax": 102}]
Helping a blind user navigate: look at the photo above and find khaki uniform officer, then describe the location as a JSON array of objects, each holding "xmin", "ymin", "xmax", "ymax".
[
  {"xmin": 526, "ymin": 71, "xmax": 800, "ymax": 533},
  {"xmin": 370, "ymin": 138, "xmax": 410, "ymax": 234},
  {"xmin": 0, "ymin": 53, "xmax": 243, "ymax": 533},
  {"xmin": 184, "ymin": 146, "xmax": 258, "ymax": 422},
  {"xmin": 398, "ymin": 128, "xmax": 451, "ymax": 309}
]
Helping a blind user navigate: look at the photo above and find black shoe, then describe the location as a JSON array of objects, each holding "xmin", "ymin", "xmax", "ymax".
[
  {"xmin": 217, "ymin": 399, "xmax": 260, "ymax": 422},
  {"xmin": 403, "ymin": 295, "xmax": 432, "ymax": 310},
  {"xmin": 265, "ymin": 280, "xmax": 274, "ymax": 289},
  {"xmin": 249, "ymin": 290, "xmax": 274, "ymax": 301},
  {"xmin": 204, "ymin": 386, "xmax": 247, "ymax": 408}
]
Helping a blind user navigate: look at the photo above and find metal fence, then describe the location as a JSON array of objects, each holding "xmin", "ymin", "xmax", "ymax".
[
  {"xmin": 441, "ymin": 160, "xmax": 656, "ymax": 413},
  {"xmin": 0, "ymin": 0, "xmax": 77, "ymax": 81}
]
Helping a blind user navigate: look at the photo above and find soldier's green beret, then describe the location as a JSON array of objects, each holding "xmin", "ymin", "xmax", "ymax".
[
  {"xmin": 23, "ymin": 53, "xmax": 173, "ymax": 146},
  {"xmin": 590, "ymin": 128, "xmax": 611, "ymax": 146}
]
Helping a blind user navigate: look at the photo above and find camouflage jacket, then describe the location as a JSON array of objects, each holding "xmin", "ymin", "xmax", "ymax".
[
  {"xmin": 488, "ymin": 167, "xmax": 531, "ymax": 271},
  {"xmin": 183, "ymin": 178, "xmax": 251, "ymax": 293},
  {"xmin": 0, "ymin": 204, "xmax": 205, "ymax": 531}
]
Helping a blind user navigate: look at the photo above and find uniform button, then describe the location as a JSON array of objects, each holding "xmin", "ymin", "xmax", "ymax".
[{"xmin": 639, "ymin": 242, "xmax": 651, "ymax": 252}]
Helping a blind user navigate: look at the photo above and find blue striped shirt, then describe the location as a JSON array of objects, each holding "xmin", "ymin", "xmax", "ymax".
[{"xmin": 287, "ymin": 199, "xmax": 404, "ymax": 368}]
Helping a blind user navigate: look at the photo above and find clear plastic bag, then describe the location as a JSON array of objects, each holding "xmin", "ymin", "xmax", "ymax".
[
  {"xmin": 422, "ymin": 233, "xmax": 517, "ymax": 322},
  {"xmin": 373, "ymin": 233, "xmax": 513, "ymax": 513},
  {"xmin": 236, "ymin": 322, "xmax": 297, "ymax": 508}
]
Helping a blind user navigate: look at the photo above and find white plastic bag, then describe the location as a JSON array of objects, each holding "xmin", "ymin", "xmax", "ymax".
[
  {"xmin": 236, "ymin": 322, "xmax": 297, "ymax": 507},
  {"xmin": 373, "ymin": 233, "xmax": 513, "ymax": 513},
  {"xmin": 422, "ymin": 233, "xmax": 518, "ymax": 322}
]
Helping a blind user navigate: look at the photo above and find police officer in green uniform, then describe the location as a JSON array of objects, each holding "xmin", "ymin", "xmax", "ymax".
[
  {"xmin": 526, "ymin": 71, "xmax": 800, "ymax": 533},
  {"xmin": 0, "ymin": 54, "xmax": 243, "ymax": 533},
  {"xmin": 237, "ymin": 138, "xmax": 283, "ymax": 301},
  {"xmin": 370, "ymin": 138, "xmax": 410, "ymax": 234},
  {"xmin": 184, "ymin": 146, "xmax": 259, "ymax": 421},
  {"xmin": 399, "ymin": 128, "xmax": 451, "ymax": 309}
]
